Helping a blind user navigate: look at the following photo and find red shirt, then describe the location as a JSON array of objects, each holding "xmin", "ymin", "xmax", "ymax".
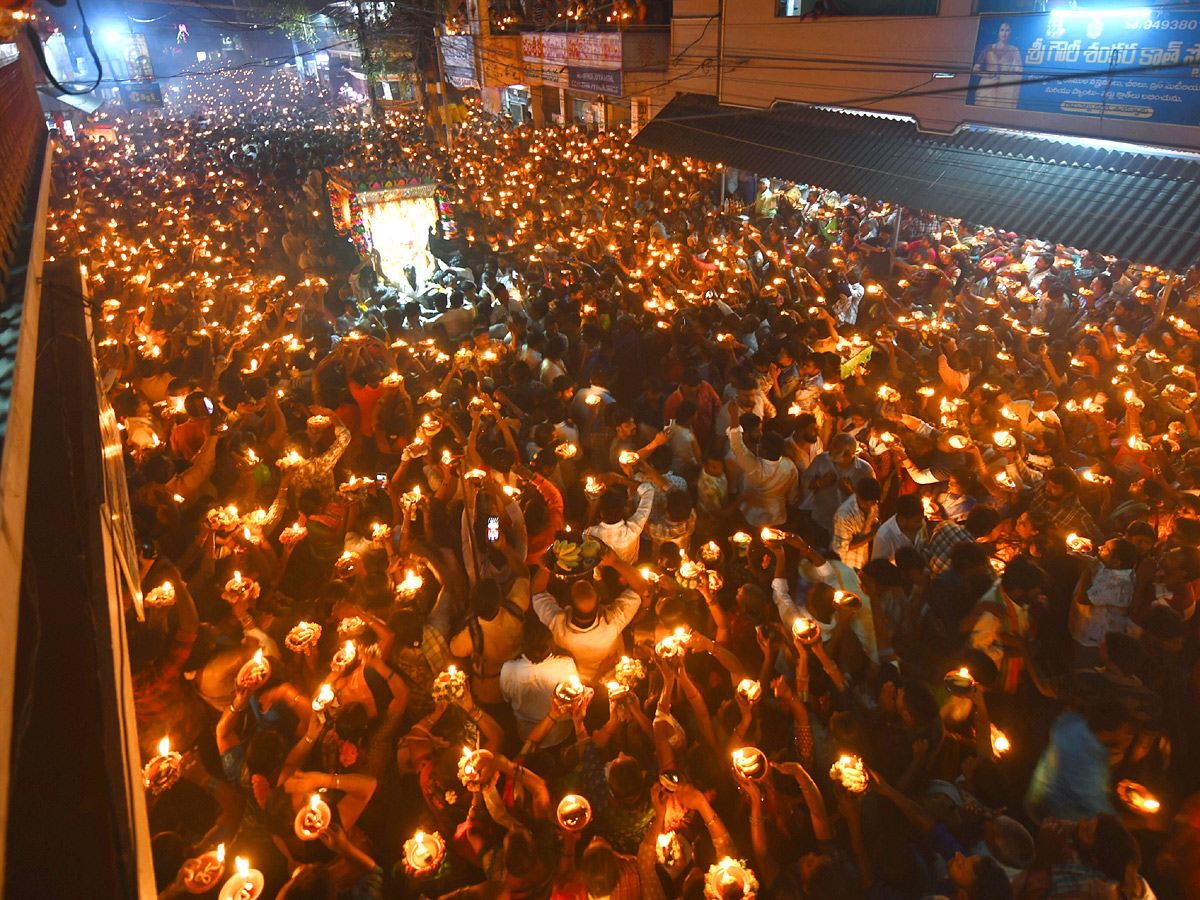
[
  {"xmin": 133, "ymin": 626, "xmax": 204, "ymax": 754},
  {"xmin": 525, "ymin": 472, "xmax": 565, "ymax": 565},
  {"xmin": 169, "ymin": 418, "xmax": 209, "ymax": 460},
  {"xmin": 349, "ymin": 381, "xmax": 385, "ymax": 438},
  {"xmin": 664, "ymin": 381, "xmax": 722, "ymax": 443}
]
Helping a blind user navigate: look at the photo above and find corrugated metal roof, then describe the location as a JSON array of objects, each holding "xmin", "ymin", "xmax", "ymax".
[
  {"xmin": 36, "ymin": 84, "xmax": 104, "ymax": 114},
  {"xmin": 633, "ymin": 94, "xmax": 1200, "ymax": 269}
]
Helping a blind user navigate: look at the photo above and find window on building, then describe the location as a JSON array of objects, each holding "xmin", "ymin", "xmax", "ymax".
[
  {"xmin": 778, "ymin": 0, "xmax": 938, "ymax": 16},
  {"xmin": 975, "ymin": 0, "xmax": 1178, "ymax": 10}
]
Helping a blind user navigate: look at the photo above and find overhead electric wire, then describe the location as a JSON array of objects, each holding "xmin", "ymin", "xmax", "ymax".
[
  {"xmin": 125, "ymin": 0, "xmax": 193, "ymax": 22},
  {"xmin": 26, "ymin": 0, "xmax": 103, "ymax": 93},
  {"xmin": 88, "ymin": 36, "xmax": 359, "ymax": 83}
]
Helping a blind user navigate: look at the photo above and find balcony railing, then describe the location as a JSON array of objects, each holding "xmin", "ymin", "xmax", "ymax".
[
  {"xmin": 0, "ymin": 53, "xmax": 47, "ymax": 287},
  {"xmin": 488, "ymin": 0, "xmax": 671, "ymax": 34}
]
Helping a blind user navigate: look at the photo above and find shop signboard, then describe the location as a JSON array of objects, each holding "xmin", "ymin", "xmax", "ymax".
[
  {"xmin": 968, "ymin": 9, "xmax": 1200, "ymax": 125},
  {"xmin": 566, "ymin": 32, "xmax": 622, "ymax": 69},
  {"xmin": 568, "ymin": 67, "xmax": 622, "ymax": 96},
  {"xmin": 123, "ymin": 33, "xmax": 155, "ymax": 82},
  {"xmin": 120, "ymin": 82, "xmax": 163, "ymax": 108},
  {"xmin": 441, "ymin": 33, "xmax": 478, "ymax": 89}
]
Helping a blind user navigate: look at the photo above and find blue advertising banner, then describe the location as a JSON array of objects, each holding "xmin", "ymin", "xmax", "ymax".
[
  {"xmin": 967, "ymin": 9, "xmax": 1200, "ymax": 125},
  {"xmin": 568, "ymin": 67, "xmax": 622, "ymax": 97},
  {"xmin": 120, "ymin": 82, "xmax": 163, "ymax": 109}
]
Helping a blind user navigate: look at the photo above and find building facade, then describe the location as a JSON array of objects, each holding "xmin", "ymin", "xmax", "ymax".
[
  {"xmin": 443, "ymin": 2, "xmax": 671, "ymax": 129},
  {"xmin": 670, "ymin": 0, "xmax": 1200, "ymax": 153}
]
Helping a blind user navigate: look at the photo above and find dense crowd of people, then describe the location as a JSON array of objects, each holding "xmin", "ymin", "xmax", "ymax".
[{"xmin": 52, "ymin": 65, "xmax": 1200, "ymax": 900}]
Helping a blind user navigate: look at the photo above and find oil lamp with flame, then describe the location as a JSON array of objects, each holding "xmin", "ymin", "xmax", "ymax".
[
  {"xmin": 312, "ymin": 683, "xmax": 336, "ymax": 713},
  {"xmin": 402, "ymin": 830, "xmax": 446, "ymax": 877},
  {"xmin": 704, "ymin": 858, "xmax": 759, "ymax": 900},
  {"xmin": 236, "ymin": 649, "xmax": 270, "ymax": 692},
  {"xmin": 293, "ymin": 793, "xmax": 332, "ymax": 841},
  {"xmin": 676, "ymin": 559, "xmax": 707, "ymax": 590},
  {"xmin": 1066, "ymin": 533, "xmax": 1093, "ymax": 552},
  {"xmin": 457, "ymin": 747, "xmax": 493, "ymax": 791},
  {"xmin": 143, "ymin": 736, "xmax": 183, "ymax": 795},
  {"xmin": 182, "ymin": 843, "xmax": 225, "ymax": 894},
  {"xmin": 218, "ymin": 856, "xmax": 263, "ymax": 900},
  {"xmin": 832, "ymin": 590, "xmax": 862, "ymax": 612},
  {"xmin": 656, "ymin": 627, "xmax": 691, "ymax": 660},
  {"xmin": 371, "ymin": 522, "xmax": 392, "ymax": 545},
  {"xmin": 280, "ymin": 521, "xmax": 307, "ymax": 544},
  {"xmin": 605, "ymin": 680, "xmax": 628, "ymax": 700},
  {"xmin": 554, "ymin": 676, "xmax": 586, "ymax": 705},
  {"xmin": 829, "ymin": 754, "xmax": 869, "ymax": 793},
  {"xmin": 736, "ymin": 679, "xmax": 762, "ymax": 705},
  {"xmin": 944, "ymin": 667, "xmax": 975, "ymax": 695},
  {"xmin": 1116, "ymin": 780, "xmax": 1161, "ymax": 815},
  {"xmin": 556, "ymin": 793, "xmax": 592, "ymax": 831},
  {"xmin": 285, "ymin": 621, "xmax": 322, "ymax": 654},
  {"xmin": 396, "ymin": 569, "xmax": 424, "ymax": 600},
  {"xmin": 656, "ymin": 831, "xmax": 687, "ymax": 867},
  {"xmin": 207, "ymin": 505, "xmax": 241, "ymax": 532},
  {"xmin": 432, "ymin": 665, "xmax": 467, "ymax": 702},
  {"xmin": 731, "ymin": 747, "xmax": 768, "ymax": 782},
  {"xmin": 615, "ymin": 656, "xmax": 646, "ymax": 687},
  {"xmin": 331, "ymin": 641, "xmax": 357, "ymax": 673},
  {"xmin": 730, "ymin": 532, "xmax": 752, "ymax": 555},
  {"xmin": 990, "ymin": 724, "xmax": 1010, "ymax": 757},
  {"xmin": 792, "ymin": 616, "xmax": 822, "ymax": 644},
  {"xmin": 145, "ymin": 581, "xmax": 176, "ymax": 609},
  {"xmin": 224, "ymin": 570, "xmax": 258, "ymax": 601}
]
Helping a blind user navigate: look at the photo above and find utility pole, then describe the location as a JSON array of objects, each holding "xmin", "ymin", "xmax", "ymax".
[
  {"xmin": 352, "ymin": 0, "xmax": 382, "ymax": 118},
  {"xmin": 433, "ymin": 25, "xmax": 453, "ymax": 148}
]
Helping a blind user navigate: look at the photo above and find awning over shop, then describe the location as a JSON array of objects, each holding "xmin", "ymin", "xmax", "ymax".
[
  {"xmin": 36, "ymin": 84, "xmax": 104, "ymax": 115},
  {"xmin": 633, "ymin": 94, "xmax": 1200, "ymax": 270}
]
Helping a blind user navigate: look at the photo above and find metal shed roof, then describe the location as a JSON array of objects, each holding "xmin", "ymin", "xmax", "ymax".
[{"xmin": 633, "ymin": 94, "xmax": 1200, "ymax": 269}]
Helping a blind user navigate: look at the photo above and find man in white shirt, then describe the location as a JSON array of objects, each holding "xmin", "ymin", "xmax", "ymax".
[
  {"xmin": 937, "ymin": 340, "xmax": 971, "ymax": 396},
  {"xmin": 768, "ymin": 535, "xmax": 879, "ymax": 664},
  {"xmin": 802, "ymin": 433, "xmax": 874, "ymax": 538},
  {"xmin": 966, "ymin": 557, "xmax": 1042, "ymax": 693},
  {"xmin": 435, "ymin": 291, "xmax": 474, "ymax": 341},
  {"xmin": 786, "ymin": 414, "xmax": 823, "ymax": 497},
  {"xmin": 871, "ymin": 494, "xmax": 927, "ymax": 563},
  {"xmin": 832, "ymin": 269, "xmax": 867, "ymax": 327},
  {"xmin": 531, "ymin": 553, "xmax": 651, "ymax": 683},
  {"xmin": 500, "ymin": 618, "xmax": 579, "ymax": 747},
  {"xmin": 586, "ymin": 482, "xmax": 655, "ymax": 565},
  {"xmin": 832, "ymin": 477, "xmax": 882, "ymax": 570},
  {"xmin": 570, "ymin": 368, "xmax": 616, "ymax": 424},
  {"xmin": 715, "ymin": 375, "xmax": 775, "ymax": 436},
  {"xmin": 726, "ymin": 427, "xmax": 798, "ymax": 528}
]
